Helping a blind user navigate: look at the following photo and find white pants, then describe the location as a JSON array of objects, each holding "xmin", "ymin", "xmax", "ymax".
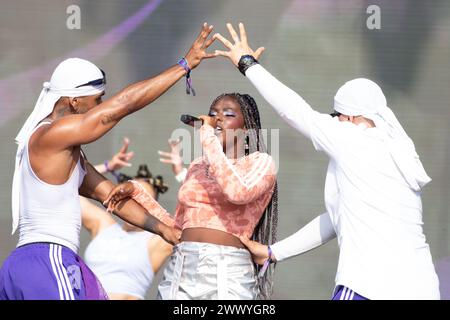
[{"xmin": 157, "ymin": 241, "xmax": 258, "ymax": 300}]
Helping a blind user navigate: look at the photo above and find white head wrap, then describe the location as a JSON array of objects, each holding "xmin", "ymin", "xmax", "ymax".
[
  {"xmin": 333, "ymin": 78, "xmax": 431, "ymax": 192},
  {"xmin": 11, "ymin": 58, "xmax": 106, "ymax": 234}
]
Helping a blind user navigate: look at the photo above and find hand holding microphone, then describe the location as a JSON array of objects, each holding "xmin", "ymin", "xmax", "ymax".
[
  {"xmin": 180, "ymin": 114, "xmax": 202, "ymax": 127},
  {"xmin": 180, "ymin": 114, "xmax": 217, "ymax": 128}
]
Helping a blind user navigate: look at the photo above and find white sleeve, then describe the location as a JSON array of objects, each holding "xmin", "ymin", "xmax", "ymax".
[
  {"xmin": 245, "ymin": 64, "xmax": 346, "ymax": 158},
  {"xmin": 270, "ymin": 212, "xmax": 336, "ymax": 262},
  {"xmin": 246, "ymin": 64, "xmax": 316, "ymax": 139}
]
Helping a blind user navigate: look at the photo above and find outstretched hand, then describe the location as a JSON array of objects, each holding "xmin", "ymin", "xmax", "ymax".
[
  {"xmin": 107, "ymin": 137, "xmax": 134, "ymax": 171},
  {"xmin": 214, "ymin": 23, "xmax": 265, "ymax": 67},
  {"xmin": 94, "ymin": 137, "xmax": 134, "ymax": 174},
  {"xmin": 158, "ymin": 138, "xmax": 184, "ymax": 176},
  {"xmin": 184, "ymin": 23, "xmax": 217, "ymax": 69}
]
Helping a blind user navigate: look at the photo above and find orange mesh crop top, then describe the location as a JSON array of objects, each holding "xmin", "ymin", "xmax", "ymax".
[{"xmin": 130, "ymin": 124, "xmax": 276, "ymax": 239}]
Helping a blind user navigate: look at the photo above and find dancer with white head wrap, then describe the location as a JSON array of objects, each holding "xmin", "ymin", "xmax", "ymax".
[
  {"xmin": 214, "ymin": 23, "xmax": 440, "ymax": 300},
  {"xmin": 0, "ymin": 23, "xmax": 217, "ymax": 300}
]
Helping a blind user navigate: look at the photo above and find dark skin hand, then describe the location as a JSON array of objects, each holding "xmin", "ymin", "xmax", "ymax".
[
  {"xmin": 27, "ymin": 23, "xmax": 215, "ymax": 245},
  {"xmin": 103, "ymin": 180, "xmax": 136, "ymax": 213},
  {"xmin": 101, "ymin": 180, "xmax": 180, "ymax": 245},
  {"xmin": 80, "ymin": 162, "xmax": 181, "ymax": 245}
]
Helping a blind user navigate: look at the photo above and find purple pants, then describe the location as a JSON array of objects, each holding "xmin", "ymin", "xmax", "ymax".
[
  {"xmin": 0, "ymin": 242, "xmax": 108, "ymax": 300},
  {"xmin": 332, "ymin": 285, "xmax": 368, "ymax": 300}
]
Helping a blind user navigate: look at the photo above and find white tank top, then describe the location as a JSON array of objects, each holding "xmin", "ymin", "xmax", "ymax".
[
  {"xmin": 17, "ymin": 122, "xmax": 86, "ymax": 252},
  {"xmin": 84, "ymin": 223, "xmax": 154, "ymax": 299}
]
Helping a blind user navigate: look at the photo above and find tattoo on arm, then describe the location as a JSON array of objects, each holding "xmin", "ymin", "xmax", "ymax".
[
  {"xmin": 101, "ymin": 113, "xmax": 118, "ymax": 125},
  {"xmin": 117, "ymin": 93, "xmax": 130, "ymax": 105}
]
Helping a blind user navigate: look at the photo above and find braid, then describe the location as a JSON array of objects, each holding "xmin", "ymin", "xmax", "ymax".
[{"xmin": 210, "ymin": 93, "xmax": 279, "ymax": 300}]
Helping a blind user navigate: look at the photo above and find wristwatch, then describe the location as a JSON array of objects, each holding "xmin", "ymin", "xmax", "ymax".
[{"xmin": 238, "ymin": 55, "xmax": 259, "ymax": 76}]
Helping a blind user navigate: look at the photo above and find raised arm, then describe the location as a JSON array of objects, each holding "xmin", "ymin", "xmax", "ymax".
[
  {"xmin": 198, "ymin": 122, "xmax": 276, "ymax": 205},
  {"xmin": 43, "ymin": 23, "xmax": 217, "ymax": 150},
  {"xmin": 79, "ymin": 162, "xmax": 180, "ymax": 245},
  {"xmin": 214, "ymin": 23, "xmax": 317, "ymax": 139}
]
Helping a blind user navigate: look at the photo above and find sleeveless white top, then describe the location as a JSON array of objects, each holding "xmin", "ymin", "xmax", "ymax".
[
  {"xmin": 84, "ymin": 223, "xmax": 155, "ymax": 299},
  {"xmin": 17, "ymin": 122, "xmax": 86, "ymax": 252}
]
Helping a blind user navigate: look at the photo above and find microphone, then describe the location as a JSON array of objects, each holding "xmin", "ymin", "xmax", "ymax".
[{"xmin": 180, "ymin": 114, "xmax": 203, "ymax": 127}]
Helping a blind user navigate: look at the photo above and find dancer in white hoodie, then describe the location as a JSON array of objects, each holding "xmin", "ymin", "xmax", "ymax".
[{"xmin": 214, "ymin": 23, "xmax": 440, "ymax": 300}]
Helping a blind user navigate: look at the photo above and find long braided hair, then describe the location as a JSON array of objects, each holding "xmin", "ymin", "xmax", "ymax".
[{"xmin": 210, "ymin": 93, "xmax": 279, "ymax": 300}]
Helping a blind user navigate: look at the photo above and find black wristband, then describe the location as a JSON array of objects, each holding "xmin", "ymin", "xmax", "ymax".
[{"xmin": 238, "ymin": 55, "xmax": 259, "ymax": 76}]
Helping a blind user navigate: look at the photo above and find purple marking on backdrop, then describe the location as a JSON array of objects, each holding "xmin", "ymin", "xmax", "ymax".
[{"xmin": 0, "ymin": 0, "xmax": 163, "ymax": 127}]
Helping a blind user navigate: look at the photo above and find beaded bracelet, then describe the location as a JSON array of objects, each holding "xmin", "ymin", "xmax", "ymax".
[
  {"xmin": 258, "ymin": 245, "xmax": 273, "ymax": 278},
  {"xmin": 177, "ymin": 57, "xmax": 196, "ymax": 96},
  {"xmin": 104, "ymin": 160, "xmax": 112, "ymax": 172},
  {"xmin": 104, "ymin": 160, "xmax": 120, "ymax": 181}
]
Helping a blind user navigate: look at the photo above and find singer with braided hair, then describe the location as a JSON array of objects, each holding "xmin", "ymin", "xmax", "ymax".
[{"xmin": 104, "ymin": 93, "xmax": 278, "ymax": 300}]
